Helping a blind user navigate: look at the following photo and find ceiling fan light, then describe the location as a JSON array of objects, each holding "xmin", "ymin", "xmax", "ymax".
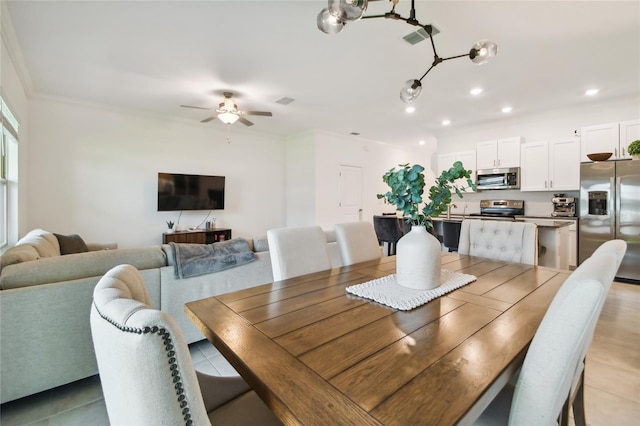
[
  {"xmin": 399, "ymin": 79, "xmax": 422, "ymax": 103},
  {"xmin": 469, "ymin": 40, "xmax": 498, "ymax": 65},
  {"xmin": 317, "ymin": 8, "xmax": 345, "ymax": 34},
  {"xmin": 329, "ymin": 0, "xmax": 368, "ymax": 22},
  {"xmin": 218, "ymin": 112, "xmax": 239, "ymax": 124}
]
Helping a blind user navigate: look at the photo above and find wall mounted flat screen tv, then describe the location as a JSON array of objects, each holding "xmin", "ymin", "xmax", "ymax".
[{"xmin": 157, "ymin": 173, "xmax": 225, "ymax": 211}]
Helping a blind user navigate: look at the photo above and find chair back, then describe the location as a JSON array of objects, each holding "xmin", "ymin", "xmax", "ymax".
[
  {"xmin": 372, "ymin": 215, "xmax": 405, "ymax": 244},
  {"xmin": 458, "ymin": 220, "xmax": 537, "ymax": 264},
  {"xmin": 90, "ymin": 264, "xmax": 210, "ymax": 426},
  {"xmin": 334, "ymin": 221, "xmax": 382, "ymax": 266},
  {"xmin": 508, "ymin": 242, "xmax": 625, "ymax": 425},
  {"xmin": 267, "ymin": 226, "xmax": 332, "ymax": 281}
]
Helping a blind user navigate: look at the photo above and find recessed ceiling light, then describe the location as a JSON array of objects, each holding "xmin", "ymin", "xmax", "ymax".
[
  {"xmin": 405, "ymin": 106, "xmax": 416, "ymax": 113},
  {"xmin": 442, "ymin": 119, "xmax": 451, "ymax": 126},
  {"xmin": 585, "ymin": 89, "xmax": 599, "ymax": 96},
  {"xmin": 419, "ymin": 140, "xmax": 426, "ymax": 145},
  {"xmin": 470, "ymin": 88, "xmax": 483, "ymax": 96},
  {"xmin": 501, "ymin": 106, "xmax": 513, "ymax": 113}
]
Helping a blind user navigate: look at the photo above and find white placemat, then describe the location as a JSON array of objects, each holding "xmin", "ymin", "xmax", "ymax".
[{"xmin": 346, "ymin": 270, "xmax": 477, "ymax": 311}]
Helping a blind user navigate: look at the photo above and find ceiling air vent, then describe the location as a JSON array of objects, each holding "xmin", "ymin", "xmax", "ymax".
[
  {"xmin": 275, "ymin": 96, "xmax": 295, "ymax": 105},
  {"xmin": 403, "ymin": 25, "xmax": 440, "ymax": 45}
]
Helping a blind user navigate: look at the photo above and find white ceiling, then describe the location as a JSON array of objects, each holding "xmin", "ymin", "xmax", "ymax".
[{"xmin": 5, "ymin": 1, "xmax": 640, "ymax": 145}]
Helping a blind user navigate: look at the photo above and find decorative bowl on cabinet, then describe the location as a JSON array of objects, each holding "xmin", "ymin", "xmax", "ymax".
[{"xmin": 586, "ymin": 152, "xmax": 612, "ymax": 161}]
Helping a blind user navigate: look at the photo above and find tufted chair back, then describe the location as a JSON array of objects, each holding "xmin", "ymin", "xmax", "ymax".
[
  {"xmin": 334, "ymin": 221, "xmax": 382, "ymax": 266},
  {"xmin": 267, "ymin": 226, "xmax": 332, "ymax": 281},
  {"xmin": 90, "ymin": 264, "xmax": 211, "ymax": 425},
  {"xmin": 458, "ymin": 220, "xmax": 538, "ymax": 265}
]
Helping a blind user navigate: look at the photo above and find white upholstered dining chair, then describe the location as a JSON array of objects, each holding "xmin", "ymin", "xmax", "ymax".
[
  {"xmin": 334, "ymin": 221, "xmax": 382, "ymax": 266},
  {"xmin": 475, "ymin": 239, "xmax": 626, "ymax": 426},
  {"xmin": 267, "ymin": 225, "xmax": 332, "ymax": 281},
  {"xmin": 458, "ymin": 220, "xmax": 538, "ymax": 265},
  {"xmin": 90, "ymin": 264, "xmax": 281, "ymax": 426}
]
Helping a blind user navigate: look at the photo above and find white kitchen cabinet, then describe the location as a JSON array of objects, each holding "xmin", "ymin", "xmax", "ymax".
[
  {"xmin": 476, "ymin": 137, "xmax": 522, "ymax": 169},
  {"xmin": 620, "ymin": 119, "xmax": 640, "ymax": 158},
  {"xmin": 520, "ymin": 141, "xmax": 549, "ymax": 191},
  {"xmin": 549, "ymin": 138, "xmax": 580, "ymax": 190},
  {"xmin": 580, "ymin": 121, "xmax": 638, "ymax": 161},
  {"xmin": 437, "ymin": 150, "xmax": 476, "ymax": 192},
  {"xmin": 520, "ymin": 138, "xmax": 579, "ymax": 191},
  {"xmin": 437, "ymin": 153, "xmax": 456, "ymax": 176}
]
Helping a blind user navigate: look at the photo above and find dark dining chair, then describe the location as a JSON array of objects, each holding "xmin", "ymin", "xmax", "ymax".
[{"xmin": 373, "ymin": 215, "xmax": 406, "ymax": 256}]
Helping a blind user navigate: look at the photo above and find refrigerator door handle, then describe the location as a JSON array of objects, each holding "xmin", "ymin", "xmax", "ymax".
[
  {"xmin": 611, "ymin": 177, "xmax": 616, "ymax": 236},
  {"xmin": 615, "ymin": 177, "xmax": 621, "ymax": 236}
]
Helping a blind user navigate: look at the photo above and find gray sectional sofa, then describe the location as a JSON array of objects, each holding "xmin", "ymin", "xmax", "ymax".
[{"xmin": 0, "ymin": 228, "xmax": 342, "ymax": 403}]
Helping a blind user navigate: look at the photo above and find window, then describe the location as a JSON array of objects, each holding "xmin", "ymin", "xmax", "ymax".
[{"xmin": 1, "ymin": 97, "xmax": 19, "ymax": 250}]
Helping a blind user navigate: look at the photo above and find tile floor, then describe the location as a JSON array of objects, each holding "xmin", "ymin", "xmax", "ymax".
[{"xmin": 1, "ymin": 282, "xmax": 638, "ymax": 425}]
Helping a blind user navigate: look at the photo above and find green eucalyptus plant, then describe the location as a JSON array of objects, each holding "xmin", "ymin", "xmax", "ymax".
[
  {"xmin": 628, "ymin": 140, "xmax": 640, "ymax": 155},
  {"xmin": 377, "ymin": 161, "xmax": 476, "ymax": 228}
]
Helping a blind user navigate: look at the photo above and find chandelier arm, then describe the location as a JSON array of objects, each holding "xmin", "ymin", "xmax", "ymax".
[
  {"xmin": 417, "ymin": 64, "xmax": 436, "ymax": 82},
  {"xmin": 440, "ymin": 52, "xmax": 472, "ymax": 62}
]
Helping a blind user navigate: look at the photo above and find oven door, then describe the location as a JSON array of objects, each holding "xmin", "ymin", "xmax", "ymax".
[{"xmin": 476, "ymin": 167, "xmax": 520, "ymax": 190}]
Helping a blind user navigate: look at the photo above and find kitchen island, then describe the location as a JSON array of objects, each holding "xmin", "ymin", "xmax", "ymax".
[
  {"xmin": 431, "ymin": 216, "xmax": 575, "ymax": 269},
  {"xmin": 515, "ymin": 218, "xmax": 574, "ymax": 270}
]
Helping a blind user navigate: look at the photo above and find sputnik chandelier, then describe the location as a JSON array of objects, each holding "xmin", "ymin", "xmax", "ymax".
[{"xmin": 317, "ymin": 0, "xmax": 498, "ymax": 103}]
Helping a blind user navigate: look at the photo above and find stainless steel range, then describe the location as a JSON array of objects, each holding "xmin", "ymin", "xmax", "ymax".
[{"xmin": 469, "ymin": 200, "xmax": 525, "ymax": 220}]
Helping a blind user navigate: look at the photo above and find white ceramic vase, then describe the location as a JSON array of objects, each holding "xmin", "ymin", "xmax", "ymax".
[
  {"xmin": 632, "ymin": 154, "xmax": 640, "ymax": 160},
  {"xmin": 396, "ymin": 225, "xmax": 442, "ymax": 290}
]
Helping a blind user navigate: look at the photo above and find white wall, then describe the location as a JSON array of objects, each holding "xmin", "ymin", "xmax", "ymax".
[
  {"xmin": 285, "ymin": 130, "xmax": 436, "ymax": 229},
  {"xmin": 284, "ymin": 132, "xmax": 315, "ymax": 227},
  {"xmin": 26, "ymin": 97, "xmax": 286, "ymax": 247},
  {"xmin": 432, "ymin": 96, "xmax": 640, "ymax": 217}
]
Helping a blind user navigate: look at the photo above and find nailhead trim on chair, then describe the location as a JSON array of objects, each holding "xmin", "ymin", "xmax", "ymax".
[{"xmin": 94, "ymin": 303, "xmax": 194, "ymax": 426}]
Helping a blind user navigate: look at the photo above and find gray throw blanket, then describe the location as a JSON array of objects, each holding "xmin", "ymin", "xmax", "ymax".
[{"xmin": 170, "ymin": 238, "xmax": 256, "ymax": 279}]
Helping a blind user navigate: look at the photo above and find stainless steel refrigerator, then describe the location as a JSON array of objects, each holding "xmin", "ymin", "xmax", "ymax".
[{"xmin": 579, "ymin": 160, "xmax": 640, "ymax": 282}]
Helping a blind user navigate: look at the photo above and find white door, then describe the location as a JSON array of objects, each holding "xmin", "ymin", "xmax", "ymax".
[{"xmin": 338, "ymin": 165, "xmax": 363, "ymax": 223}]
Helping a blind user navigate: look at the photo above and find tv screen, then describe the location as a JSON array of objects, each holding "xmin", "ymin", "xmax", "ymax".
[{"xmin": 157, "ymin": 173, "xmax": 225, "ymax": 211}]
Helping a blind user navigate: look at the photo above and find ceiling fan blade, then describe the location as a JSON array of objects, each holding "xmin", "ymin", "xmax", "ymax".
[
  {"xmin": 201, "ymin": 115, "xmax": 217, "ymax": 123},
  {"xmin": 243, "ymin": 111, "xmax": 273, "ymax": 117},
  {"xmin": 181, "ymin": 105, "xmax": 214, "ymax": 111},
  {"xmin": 238, "ymin": 117, "xmax": 254, "ymax": 126}
]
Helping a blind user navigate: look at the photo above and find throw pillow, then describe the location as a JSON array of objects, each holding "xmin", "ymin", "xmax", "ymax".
[{"xmin": 54, "ymin": 233, "xmax": 89, "ymax": 255}]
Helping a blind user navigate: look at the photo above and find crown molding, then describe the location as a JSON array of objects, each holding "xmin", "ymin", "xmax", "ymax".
[{"xmin": 1, "ymin": 0, "xmax": 34, "ymax": 96}]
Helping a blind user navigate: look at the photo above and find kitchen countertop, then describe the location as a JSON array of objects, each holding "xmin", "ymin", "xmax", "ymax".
[{"xmin": 432, "ymin": 215, "xmax": 576, "ymax": 228}]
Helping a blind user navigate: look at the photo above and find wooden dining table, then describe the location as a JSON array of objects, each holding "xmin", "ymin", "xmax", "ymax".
[{"xmin": 185, "ymin": 252, "xmax": 570, "ymax": 426}]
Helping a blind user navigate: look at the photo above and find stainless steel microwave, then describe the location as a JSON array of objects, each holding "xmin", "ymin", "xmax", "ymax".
[{"xmin": 476, "ymin": 167, "xmax": 520, "ymax": 190}]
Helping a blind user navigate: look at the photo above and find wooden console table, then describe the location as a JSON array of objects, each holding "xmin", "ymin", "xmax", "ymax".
[{"xmin": 162, "ymin": 228, "xmax": 231, "ymax": 244}]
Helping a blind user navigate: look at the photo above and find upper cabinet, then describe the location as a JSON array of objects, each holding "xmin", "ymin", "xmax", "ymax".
[
  {"xmin": 521, "ymin": 138, "xmax": 580, "ymax": 192},
  {"xmin": 437, "ymin": 150, "xmax": 476, "ymax": 192},
  {"xmin": 476, "ymin": 137, "xmax": 523, "ymax": 169},
  {"xmin": 620, "ymin": 120, "xmax": 640, "ymax": 157},
  {"xmin": 581, "ymin": 120, "xmax": 639, "ymax": 161}
]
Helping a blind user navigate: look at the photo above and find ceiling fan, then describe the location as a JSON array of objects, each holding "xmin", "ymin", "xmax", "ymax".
[{"xmin": 181, "ymin": 92, "xmax": 273, "ymax": 126}]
